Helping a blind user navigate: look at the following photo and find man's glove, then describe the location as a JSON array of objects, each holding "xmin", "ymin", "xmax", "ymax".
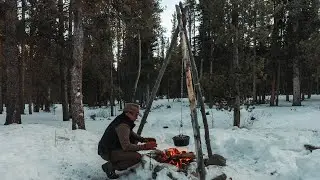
[
  {"xmin": 143, "ymin": 141, "xmax": 157, "ymax": 150},
  {"xmin": 143, "ymin": 137, "xmax": 156, "ymax": 143}
]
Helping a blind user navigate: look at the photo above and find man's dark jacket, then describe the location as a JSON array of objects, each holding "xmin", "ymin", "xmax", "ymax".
[{"xmin": 98, "ymin": 113, "xmax": 143, "ymax": 155}]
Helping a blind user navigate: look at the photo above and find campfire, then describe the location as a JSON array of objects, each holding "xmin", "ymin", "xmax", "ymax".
[{"xmin": 151, "ymin": 148, "xmax": 196, "ymax": 169}]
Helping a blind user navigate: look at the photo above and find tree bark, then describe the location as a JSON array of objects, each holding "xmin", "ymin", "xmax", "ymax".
[
  {"xmin": 276, "ymin": 62, "xmax": 280, "ymax": 106},
  {"xmin": 19, "ymin": 0, "xmax": 27, "ymax": 114},
  {"xmin": 27, "ymin": 1, "xmax": 34, "ymax": 115},
  {"xmin": 307, "ymin": 76, "xmax": 312, "ymax": 99},
  {"xmin": 109, "ymin": 0, "xmax": 114, "ymax": 116},
  {"xmin": 252, "ymin": 39, "xmax": 257, "ymax": 104},
  {"xmin": 116, "ymin": 12, "xmax": 122, "ymax": 109},
  {"xmin": 71, "ymin": 0, "xmax": 85, "ymax": 130},
  {"xmin": 44, "ymin": 87, "xmax": 51, "ymax": 112},
  {"xmin": 252, "ymin": 0, "xmax": 257, "ymax": 104},
  {"xmin": 110, "ymin": 48, "xmax": 114, "ymax": 116},
  {"xmin": 132, "ymin": 32, "xmax": 141, "ymax": 102},
  {"xmin": 232, "ymin": 2, "xmax": 240, "ymax": 127},
  {"xmin": 317, "ymin": 67, "xmax": 320, "ymax": 95},
  {"xmin": 270, "ymin": 71, "xmax": 276, "ymax": 106},
  {"xmin": 28, "ymin": 43, "xmax": 33, "ymax": 115},
  {"xmin": 58, "ymin": 0, "xmax": 69, "ymax": 121},
  {"xmin": 68, "ymin": 0, "xmax": 73, "ymax": 118},
  {"xmin": 4, "ymin": 0, "xmax": 21, "ymax": 125},
  {"xmin": 178, "ymin": 5, "xmax": 205, "ymax": 180},
  {"xmin": 285, "ymin": 72, "xmax": 290, "ymax": 101},
  {"xmin": 0, "ymin": 29, "xmax": 3, "ymax": 114},
  {"xmin": 34, "ymin": 90, "xmax": 40, "ymax": 112},
  {"xmin": 270, "ymin": 1, "xmax": 280, "ymax": 107},
  {"xmin": 292, "ymin": 57, "xmax": 301, "ymax": 106}
]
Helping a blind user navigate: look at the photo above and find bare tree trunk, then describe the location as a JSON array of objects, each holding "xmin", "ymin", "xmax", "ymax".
[
  {"xmin": 26, "ymin": 2, "xmax": 34, "ymax": 115},
  {"xmin": 307, "ymin": 76, "xmax": 312, "ymax": 99},
  {"xmin": 71, "ymin": 0, "xmax": 85, "ymax": 130},
  {"xmin": 0, "ymin": 35, "xmax": 3, "ymax": 114},
  {"xmin": 117, "ymin": 12, "xmax": 123, "ymax": 109},
  {"xmin": 20, "ymin": 0, "xmax": 27, "ymax": 114},
  {"xmin": 58, "ymin": 0, "xmax": 69, "ymax": 121},
  {"xmin": 116, "ymin": 13, "xmax": 122, "ymax": 110},
  {"xmin": 232, "ymin": 2, "xmax": 240, "ymax": 127},
  {"xmin": 34, "ymin": 90, "xmax": 40, "ymax": 112},
  {"xmin": 270, "ymin": 1, "xmax": 279, "ymax": 107},
  {"xmin": 44, "ymin": 87, "xmax": 51, "ymax": 112},
  {"xmin": 119, "ymin": 100, "xmax": 123, "ymax": 110},
  {"xmin": 4, "ymin": 0, "xmax": 21, "ymax": 125},
  {"xmin": 301, "ymin": 92, "xmax": 305, "ymax": 101},
  {"xmin": 292, "ymin": 57, "xmax": 301, "ymax": 106},
  {"xmin": 317, "ymin": 78, "xmax": 319, "ymax": 95},
  {"xmin": 317, "ymin": 67, "xmax": 320, "ymax": 95},
  {"xmin": 110, "ymin": 51, "xmax": 114, "ymax": 116},
  {"xmin": 107, "ymin": 0, "xmax": 114, "ymax": 116},
  {"xmin": 276, "ymin": 62, "xmax": 280, "ymax": 106},
  {"xmin": 285, "ymin": 73, "xmax": 290, "ymax": 101},
  {"xmin": 0, "ymin": 24, "xmax": 4, "ymax": 114},
  {"xmin": 178, "ymin": 5, "xmax": 205, "ymax": 179},
  {"xmin": 270, "ymin": 71, "xmax": 276, "ymax": 106},
  {"xmin": 28, "ymin": 44, "xmax": 33, "ymax": 115},
  {"xmin": 252, "ymin": 40, "xmax": 257, "ymax": 104},
  {"xmin": 252, "ymin": 1, "xmax": 257, "ymax": 104},
  {"xmin": 68, "ymin": 0, "xmax": 73, "ymax": 118},
  {"xmin": 137, "ymin": 22, "xmax": 179, "ymax": 135},
  {"xmin": 132, "ymin": 32, "xmax": 141, "ymax": 102}
]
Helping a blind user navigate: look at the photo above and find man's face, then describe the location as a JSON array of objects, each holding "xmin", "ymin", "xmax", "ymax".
[{"xmin": 126, "ymin": 111, "xmax": 139, "ymax": 121}]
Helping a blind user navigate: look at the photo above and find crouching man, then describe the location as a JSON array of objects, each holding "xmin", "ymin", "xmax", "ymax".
[{"xmin": 98, "ymin": 103, "xmax": 157, "ymax": 179}]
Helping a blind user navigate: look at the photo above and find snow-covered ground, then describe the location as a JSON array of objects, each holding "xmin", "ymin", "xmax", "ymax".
[{"xmin": 1, "ymin": 95, "xmax": 320, "ymax": 180}]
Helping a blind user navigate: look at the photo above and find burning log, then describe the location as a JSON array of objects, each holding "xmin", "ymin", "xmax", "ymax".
[{"xmin": 148, "ymin": 148, "xmax": 196, "ymax": 170}]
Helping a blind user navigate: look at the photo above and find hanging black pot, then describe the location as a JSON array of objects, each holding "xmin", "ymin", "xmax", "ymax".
[{"xmin": 172, "ymin": 134, "xmax": 190, "ymax": 146}]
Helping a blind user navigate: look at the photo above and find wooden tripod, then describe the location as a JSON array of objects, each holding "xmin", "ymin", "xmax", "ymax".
[{"xmin": 137, "ymin": 2, "xmax": 211, "ymax": 180}]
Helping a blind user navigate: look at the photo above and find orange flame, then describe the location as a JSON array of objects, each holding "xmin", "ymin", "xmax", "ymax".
[{"xmin": 159, "ymin": 148, "xmax": 194, "ymax": 169}]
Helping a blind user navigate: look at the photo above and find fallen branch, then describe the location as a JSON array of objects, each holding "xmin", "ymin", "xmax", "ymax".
[{"xmin": 304, "ymin": 144, "xmax": 320, "ymax": 152}]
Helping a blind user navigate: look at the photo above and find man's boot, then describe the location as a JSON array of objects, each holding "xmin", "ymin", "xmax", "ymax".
[{"xmin": 102, "ymin": 162, "xmax": 119, "ymax": 179}]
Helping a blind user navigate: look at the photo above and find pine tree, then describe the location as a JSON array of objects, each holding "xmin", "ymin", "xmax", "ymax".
[{"xmin": 4, "ymin": 0, "xmax": 21, "ymax": 125}]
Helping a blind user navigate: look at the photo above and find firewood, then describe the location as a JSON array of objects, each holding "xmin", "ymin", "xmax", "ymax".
[{"xmin": 171, "ymin": 153, "xmax": 196, "ymax": 160}]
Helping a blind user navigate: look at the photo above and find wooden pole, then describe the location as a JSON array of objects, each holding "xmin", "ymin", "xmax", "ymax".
[
  {"xmin": 179, "ymin": 2, "xmax": 213, "ymax": 158},
  {"xmin": 177, "ymin": 4, "xmax": 206, "ymax": 180},
  {"xmin": 137, "ymin": 24, "xmax": 180, "ymax": 135}
]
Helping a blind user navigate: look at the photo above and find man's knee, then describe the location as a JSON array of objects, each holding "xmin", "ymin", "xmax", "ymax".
[
  {"xmin": 124, "ymin": 152, "xmax": 141, "ymax": 164},
  {"xmin": 115, "ymin": 153, "xmax": 142, "ymax": 171}
]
